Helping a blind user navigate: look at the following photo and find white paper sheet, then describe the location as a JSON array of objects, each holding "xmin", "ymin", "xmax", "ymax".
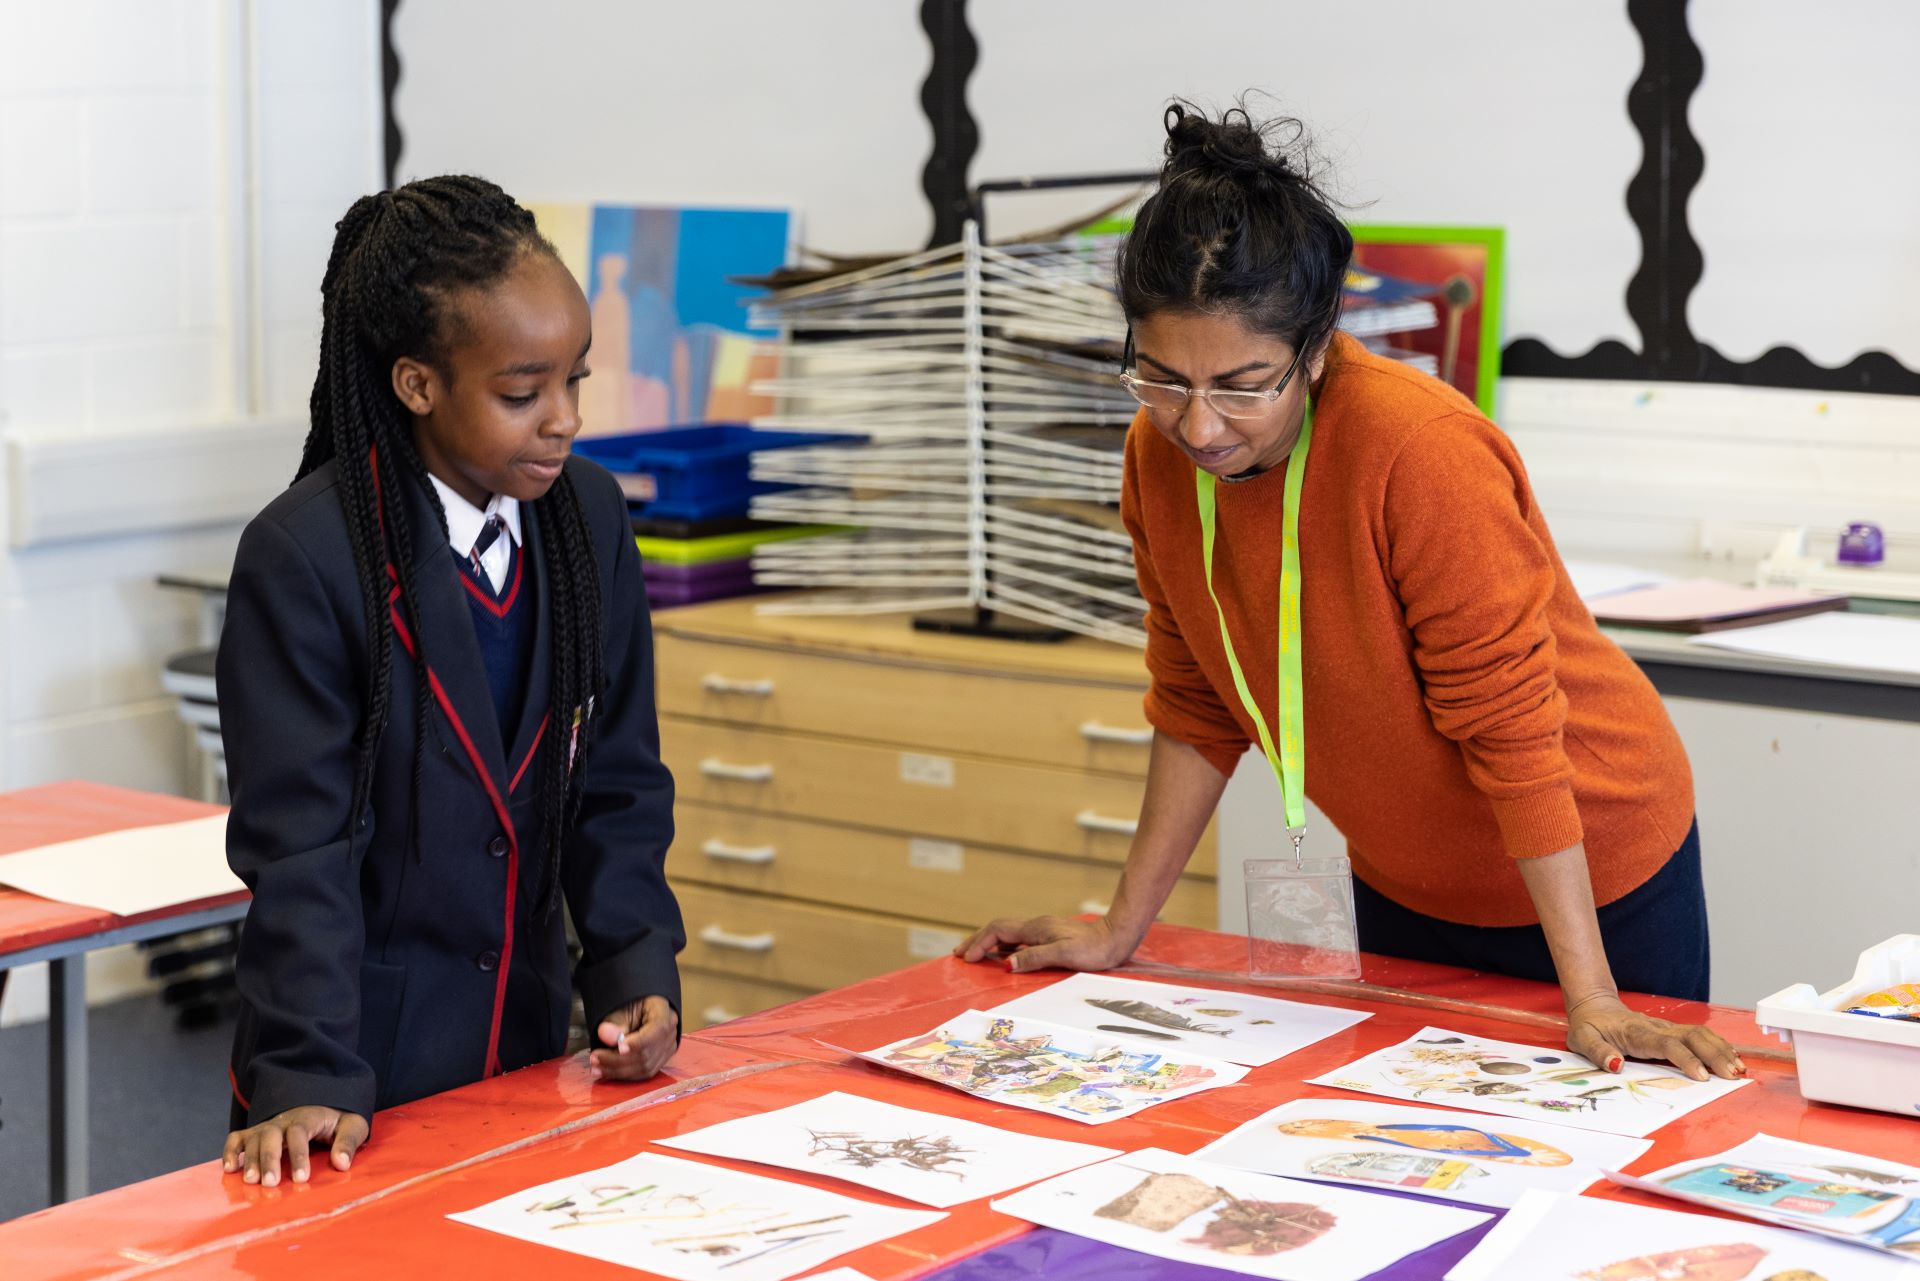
[
  {"xmin": 0, "ymin": 814, "xmax": 238, "ymax": 916},
  {"xmin": 1688, "ymin": 611, "xmax": 1920, "ymax": 676},
  {"xmin": 1196, "ymin": 1097, "xmax": 1651, "ymax": 1209},
  {"xmin": 1309, "ymin": 1026, "xmax": 1749, "ymax": 1138},
  {"xmin": 1446, "ymin": 1189, "xmax": 1914, "ymax": 1281},
  {"xmin": 858, "ymin": 1008, "xmax": 1247, "ymax": 1125},
  {"xmin": 446, "ymin": 1150, "xmax": 942, "ymax": 1281},
  {"xmin": 1604, "ymin": 1132, "xmax": 1920, "ymax": 1254},
  {"xmin": 656, "ymin": 1090, "xmax": 1120, "ymax": 1208},
  {"xmin": 1564, "ymin": 560, "xmax": 1672, "ymax": 602},
  {"xmin": 985, "ymin": 973, "xmax": 1372, "ymax": 1068},
  {"xmin": 992, "ymin": 1147, "xmax": 1489, "ymax": 1281}
]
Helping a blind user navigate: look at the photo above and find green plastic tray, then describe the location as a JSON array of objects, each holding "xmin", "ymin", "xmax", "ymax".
[{"xmin": 634, "ymin": 524, "xmax": 853, "ymax": 566}]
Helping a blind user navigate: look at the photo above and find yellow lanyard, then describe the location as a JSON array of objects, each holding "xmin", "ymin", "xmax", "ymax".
[{"xmin": 1194, "ymin": 395, "xmax": 1312, "ymax": 846}]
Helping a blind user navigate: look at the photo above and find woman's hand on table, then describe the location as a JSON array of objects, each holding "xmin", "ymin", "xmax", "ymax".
[
  {"xmin": 223, "ymin": 1106, "xmax": 369, "ymax": 1185},
  {"xmin": 955, "ymin": 915, "xmax": 1132, "ymax": 973},
  {"xmin": 1567, "ymin": 992, "xmax": 1746, "ymax": 1081}
]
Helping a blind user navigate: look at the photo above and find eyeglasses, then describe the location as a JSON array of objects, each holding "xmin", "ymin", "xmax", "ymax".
[{"xmin": 1119, "ymin": 337, "xmax": 1304, "ymax": 421}]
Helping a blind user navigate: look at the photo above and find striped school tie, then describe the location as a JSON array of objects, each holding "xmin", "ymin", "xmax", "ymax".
[{"xmin": 468, "ymin": 513, "xmax": 505, "ymax": 582}]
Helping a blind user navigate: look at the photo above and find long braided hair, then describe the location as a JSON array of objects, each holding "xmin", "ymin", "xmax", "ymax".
[{"xmin": 298, "ymin": 175, "xmax": 604, "ymax": 917}]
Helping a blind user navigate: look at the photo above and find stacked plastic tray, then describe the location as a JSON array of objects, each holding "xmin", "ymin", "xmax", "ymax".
[{"xmin": 572, "ymin": 425, "xmax": 856, "ymax": 607}]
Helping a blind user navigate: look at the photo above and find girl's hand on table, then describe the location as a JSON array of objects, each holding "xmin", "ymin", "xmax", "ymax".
[
  {"xmin": 223, "ymin": 1106, "xmax": 369, "ymax": 1185},
  {"xmin": 955, "ymin": 915, "xmax": 1131, "ymax": 974},
  {"xmin": 591, "ymin": 994, "xmax": 678, "ymax": 1081},
  {"xmin": 1567, "ymin": 992, "xmax": 1746, "ymax": 1081}
]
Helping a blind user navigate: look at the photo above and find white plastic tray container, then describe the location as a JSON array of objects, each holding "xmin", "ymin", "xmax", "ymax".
[{"xmin": 1757, "ymin": 933, "xmax": 1920, "ymax": 1117}]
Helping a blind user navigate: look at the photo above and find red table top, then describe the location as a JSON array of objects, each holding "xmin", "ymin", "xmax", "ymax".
[
  {"xmin": 5, "ymin": 922, "xmax": 1916, "ymax": 1281},
  {"xmin": 0, "ymin": 781, "xmax": 240, "ymax": 960}
]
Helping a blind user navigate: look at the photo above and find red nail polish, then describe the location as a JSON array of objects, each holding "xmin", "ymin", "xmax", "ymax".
[{"xmin": 1607, "ymin": 1055, "xmax": 1623, "ymax": 1072}]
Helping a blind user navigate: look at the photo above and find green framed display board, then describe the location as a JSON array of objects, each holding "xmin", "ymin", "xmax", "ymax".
[{"xmin": 1345, "ymin": 224, "xmax": 1505, "ymax": 417}]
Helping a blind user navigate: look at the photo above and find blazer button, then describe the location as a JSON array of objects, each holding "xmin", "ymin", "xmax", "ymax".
[
  {"xmin": 487, "ymin": 835, "xmax": 508, "ymax": 858},
  {"xmin": 477, "ymin": 950, "xmax": 499, "ymax": 972}
]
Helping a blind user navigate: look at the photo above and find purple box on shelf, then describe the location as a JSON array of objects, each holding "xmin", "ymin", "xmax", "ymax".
[
  {"xmin": 644, "ymin": 577, "xmax": 765, "ymax": 608},
  {"xmin": 641, "ymin": 556, "xmax": 760, "ymax": 607},
  {"xmin": 641, "ymin": 557, "xmax": 755, "ymax": 586}
]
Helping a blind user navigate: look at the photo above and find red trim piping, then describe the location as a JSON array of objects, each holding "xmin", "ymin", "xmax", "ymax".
[
  {"xmin": 510, "ymin": 715, "xmax": 550, "ymax": 794},
  {"xmin": 458, "ymin": 544, "xmax": 523, "ymax": 618},
  {"xmin": 229, "ymin": 1064, "xmax": 251, "ymax": 1111},
  {"xmin": 390, "ymin": 597, "xmax": 519, "ymax": 1078},
  {"xmin": 370, "ymin": 455, "xmax": 517, "ymax": 1080}
]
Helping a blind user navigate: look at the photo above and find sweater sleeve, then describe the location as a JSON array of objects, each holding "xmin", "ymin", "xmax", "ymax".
[
  {"xmin": 1382, "ymin": 414, "xmax": 1583, "ymax": 859},
  {"xmin": 219, "ymin": 514, "xmax": 377, "ymax": 1125},
  {"xmin": 1122, "ymin": 425, "xmax": 1250, "ymax": 778}
]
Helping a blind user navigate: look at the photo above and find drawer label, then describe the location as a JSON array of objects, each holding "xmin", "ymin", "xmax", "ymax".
[
  {"xmin": 907, "ymin": 838, "xmax": 965, "ymax": 873},
  {"xmin": 908, "ymin": 926, "xmax": 966, "ymax": 959},
  {"xmin": 899, "ymin": 752, "xmax": 956, "ymax": 787}
]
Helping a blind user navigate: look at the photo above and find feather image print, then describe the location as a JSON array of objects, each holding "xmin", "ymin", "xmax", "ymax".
[{"xmin": 1086, "ymin": 998, "xmax": 1233, "ymax": 1037}]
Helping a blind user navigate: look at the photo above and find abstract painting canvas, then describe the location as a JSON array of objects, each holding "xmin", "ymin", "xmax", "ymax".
[{"xmin": 531, "ymin": 202, "xmax": 791, "ymax": 434}]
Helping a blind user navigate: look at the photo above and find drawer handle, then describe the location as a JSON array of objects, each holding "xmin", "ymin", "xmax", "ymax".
[
  {"xmin": 702, "ymin": 673, "xmax": 776, "ymax": 697},
  {"xmin": 702, "ymin": 838, "xmax": 777, "ymax": 865},
  {"xmin": 1076, "ymin": 809, "xmax": 1139, "ymax": 836},
  {"xmin": 1079, "ymin": 720, "xmax": 1153, "ymax": 746},
  {"xmin": 699, "ymin": 924, "xmax": 776, "ymax": 952},
  {"xmin": 1079, "ymin": 899, "xmax": 1112, "ymax": 915},
  {"xmin": 700, "ymin": 758, "xmax": 775, "ymax": 783},
  {"xmin": 702, "ymin": 1005, "xmax": 740, "ymax": 1025}
]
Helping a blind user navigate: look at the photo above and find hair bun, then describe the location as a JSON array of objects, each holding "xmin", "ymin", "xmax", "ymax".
[{"xmin": 1163, "ymin": 102, "xmax": 1295, "ymax": 186}]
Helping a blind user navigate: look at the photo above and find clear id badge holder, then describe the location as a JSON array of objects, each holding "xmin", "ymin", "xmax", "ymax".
[{"xmin": 1245, "ymin": 831, "xmax": 1361, "ymax": 979}]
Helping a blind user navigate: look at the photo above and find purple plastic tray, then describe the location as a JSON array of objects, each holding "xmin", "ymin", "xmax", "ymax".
[{"xmin": 641, "ymin": 557, "xmax": 755, "ymax": 586}]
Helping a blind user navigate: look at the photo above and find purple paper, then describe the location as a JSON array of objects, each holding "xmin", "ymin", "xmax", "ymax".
[{"xmin": 924, "ymin": 1191, "xmax": 1502, "ymax": 1281}]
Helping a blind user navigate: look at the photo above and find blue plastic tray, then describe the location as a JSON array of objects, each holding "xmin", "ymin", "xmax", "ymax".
[{"xmin": 573, "ymin": 424, "xmax": 858, "ymax": 522}]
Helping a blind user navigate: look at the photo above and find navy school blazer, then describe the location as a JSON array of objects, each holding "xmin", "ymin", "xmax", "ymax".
[{"xmin": 218, "ymin": 454, "xmax": 682, "ymax": 1127}]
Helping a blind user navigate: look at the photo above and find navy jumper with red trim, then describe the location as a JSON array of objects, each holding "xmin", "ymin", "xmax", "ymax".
[
  {"xmin": 457, "ymin": 538, "xmax": 536, "ymax": 750},
  {"xmin": 217, "ymin": 456, "xmax": 681, "ymax": 1128}
]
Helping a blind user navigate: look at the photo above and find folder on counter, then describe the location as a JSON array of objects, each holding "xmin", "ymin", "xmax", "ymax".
[{"xmin": 1589, "ymin": 579, "xmax": 1849, "ymax": 632}]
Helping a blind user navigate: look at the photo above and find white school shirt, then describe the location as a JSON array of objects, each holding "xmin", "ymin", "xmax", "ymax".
[{"xmin": 428, "ymin": 473, "xmax": 522, "ymax": 594}]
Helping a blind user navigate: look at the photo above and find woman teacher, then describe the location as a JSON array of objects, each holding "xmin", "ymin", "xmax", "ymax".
[{"xmin": 959, "ymin": 104, "xmax": 1742, "ymax": 1083}]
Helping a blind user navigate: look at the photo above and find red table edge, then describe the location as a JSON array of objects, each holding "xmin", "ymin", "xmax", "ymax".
[{"xmin": 0, "ymin": 781, "xmax": 236, "ymax": 959}]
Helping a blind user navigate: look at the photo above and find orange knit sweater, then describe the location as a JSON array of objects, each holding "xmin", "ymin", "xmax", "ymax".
[{"xmin": 1123, "ymin": 334, "xmax": 1694, "ymax": 927}]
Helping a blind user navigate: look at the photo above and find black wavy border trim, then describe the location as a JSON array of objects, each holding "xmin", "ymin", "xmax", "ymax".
[
  {"xmin": 380, "ymin": 0, "xmax": 403, "ymax": 189},
  {"xmin": 1502, "ymin": 0, "xmax": 1919, "ymax": 395},
  {"xmin": 919, "ymin": 0, "xmax": 979, "ymax": 249}
]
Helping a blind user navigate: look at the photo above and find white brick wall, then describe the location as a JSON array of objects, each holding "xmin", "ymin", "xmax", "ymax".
[
  {"xmin": 0, "ymin": 0, "xmax": 379, "ymax": 785},
  {"xmin": 0, "ymin": 0, "xmax": 379, "ymax": 1021}
]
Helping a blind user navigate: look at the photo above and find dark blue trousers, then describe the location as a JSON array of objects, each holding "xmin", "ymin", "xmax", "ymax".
[{"xmin": 1353, "ymin": 819, "xmax": 1710, "ymax": 1001}]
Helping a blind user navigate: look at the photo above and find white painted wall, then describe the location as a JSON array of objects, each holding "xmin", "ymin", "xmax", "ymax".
[
  {"xmin": 390, "ymin": 0, "xmax": 934, "ymax": 256},
  {"xmin": 0, "ymin": 0, "xmax": 381, "ymax": 1023},
  {"xmin": 969, "ymin": 0, "xmax": 1642, "ymax": 360},
  {"xmin": 0, "ymin": 0, "xmax": 377, "ymax": 797},
  {"xmin": 1689, "ymin": 0, "xmax": 1920, "ymax": 369}
]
